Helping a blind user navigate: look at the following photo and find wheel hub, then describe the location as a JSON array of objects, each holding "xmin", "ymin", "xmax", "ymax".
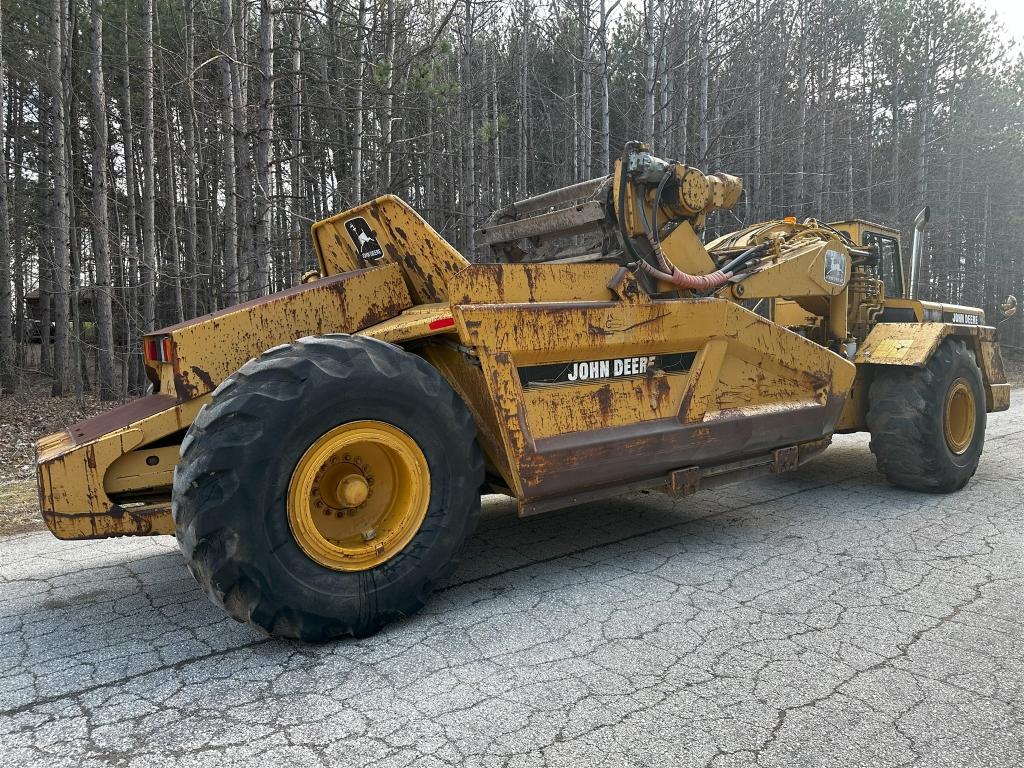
[
  {"xmin": 943, "ymin": 378, "xmax": 976, "ymax": 455},
  {"xmin": 287, "ymin": 421, "xmax": 430, "ymax": 571},
  {"xmin": 337, "ymin": 474, "xmax": 370, "ymax": 508}
]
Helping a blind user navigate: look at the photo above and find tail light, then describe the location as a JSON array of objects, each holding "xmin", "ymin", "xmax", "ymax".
[{"xmin": 144, "ymin": 335, "xmax": 174, "ymax": 363}]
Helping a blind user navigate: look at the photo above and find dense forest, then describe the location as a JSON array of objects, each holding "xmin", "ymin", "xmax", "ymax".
[{"xmin": 0, "ymin": 0, "xmax": 1021, "ymax": 401}]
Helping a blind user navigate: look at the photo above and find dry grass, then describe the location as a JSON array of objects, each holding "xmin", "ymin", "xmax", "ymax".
[
  {"xmin": 0, "ymin": 372, "xmax": 106, "ymax": 535},
  {"xmin": 0, "ymin": 480, "xmax": 44, "ymax": 535}
]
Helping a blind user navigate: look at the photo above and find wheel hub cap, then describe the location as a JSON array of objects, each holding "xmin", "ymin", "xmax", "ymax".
[
  {"xmin": 287, "ymin": 421, "xmax": 430, "ymax": 571},
  {"xmin": 943, "ymin": 378, "xmax": 976, "ymax": 455}
]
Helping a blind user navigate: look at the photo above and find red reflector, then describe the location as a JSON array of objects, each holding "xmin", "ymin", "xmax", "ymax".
[
  {"xmin": 144, "ymin": 336, "xmax": 173, "ymax": 363},
  {"xmin": 428, "ymin": 316, "xmax": 455, "ymax": 331}
]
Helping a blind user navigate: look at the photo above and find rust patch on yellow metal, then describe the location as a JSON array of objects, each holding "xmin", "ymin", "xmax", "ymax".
[
  {"xmin": 358, "ymin": 303, "xmax": 455, "ymax": 344},
  {"xmin": 451, "ymin": 274, "xmax": 854, "ymax": 510},
  {"xmin": 449, "ymin": 263, "xmax": 649, "ymax": 305},
  {"xmin": 854, "ymin": 321, "xmax": 1008, "ymax": 413},
  {"xmin": 418, "ymin": 341, "xmax": 517, "ymax": 493},
  {"xmin": 149, "ymin": 264, "xmax": 412, "ymax": 401},
  {"xmin": 44, "ymin": 504, "xmax": 174, "ymax": 540},
  {"xmin": 36, "ymin": 394, "xmax": 208, "ymax": 539},
  {"xmin": 311, "ymin": 195, "xmax": 469, "ymax": 304},
  {"xmin": 856, "ymin": 322, "xmax": 949, "ymax": 366}
]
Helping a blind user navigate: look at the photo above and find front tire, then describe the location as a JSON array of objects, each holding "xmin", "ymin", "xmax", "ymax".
[
  {"xmin": 867, "ymin": 338, "xmax": 986, "ymax": 493},
  {"xmin": 172, "ymin": 335, "xmax": 483, "ymax": 641}
]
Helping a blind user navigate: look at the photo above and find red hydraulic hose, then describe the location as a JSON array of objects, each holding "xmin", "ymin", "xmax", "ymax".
[{"xmin": 633, "ymin": 258, "xmax": 733, "ymax": 289}]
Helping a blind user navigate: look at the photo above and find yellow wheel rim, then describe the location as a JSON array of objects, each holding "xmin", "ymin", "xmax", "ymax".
[
  {"xmin": 943, "ymin": 378, "xmax": 976, "ymax": 455},
  {"xmin": 287, "ymin": 421, "xmax": 430, "ymax": 571}
]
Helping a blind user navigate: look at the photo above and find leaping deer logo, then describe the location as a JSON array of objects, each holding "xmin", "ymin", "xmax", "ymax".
[{"xmin": 345, "ymin": 217, "xmax": 384, "ymax": 265}]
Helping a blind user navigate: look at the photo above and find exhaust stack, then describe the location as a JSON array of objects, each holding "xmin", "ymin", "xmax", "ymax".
[{"xmin": 908, "ymin": 206, "xmax": 930, "ymax": 299}]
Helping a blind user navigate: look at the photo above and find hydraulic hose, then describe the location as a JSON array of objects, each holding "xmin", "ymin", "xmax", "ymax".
[
  {"xmin": 719, "ymin": 242, "xmax": 771, "ymax": 275},
  {"xmin": 631, "ymin": 258, "xmax": 733, "ymax": 290},
  {"xmin": 629, "ymin": 163, "xmax": 766, "ymax": 291},
  {"xmin": 615, "ymin": 158, "xmax": 646, "ymax": 266},
  {"xmin": 647, "ymin": 164, "xmax": 677, "ymax": 273}
]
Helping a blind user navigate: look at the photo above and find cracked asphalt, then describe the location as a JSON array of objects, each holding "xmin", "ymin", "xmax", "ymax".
[{"xmin": 2, "ymin": 399, "xmax": 1023, "ymax": 767}]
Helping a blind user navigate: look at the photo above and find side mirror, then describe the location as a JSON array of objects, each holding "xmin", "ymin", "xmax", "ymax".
[{"xmin": 1001, "ymin": 295, "xmax": 1018, "ymax": 318}]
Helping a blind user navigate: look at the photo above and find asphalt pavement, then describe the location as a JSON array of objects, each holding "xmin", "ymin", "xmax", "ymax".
[{"xmin": 2, "ymin": 399, "xmax": 1023, "ymax": 767}]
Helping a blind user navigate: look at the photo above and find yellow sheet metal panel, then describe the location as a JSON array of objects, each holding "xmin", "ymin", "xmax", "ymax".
[
  {"xmin": 150, "ymin": 264, "xmax": 412, "ymax": 401},
  {"xmin": 726, "ymin": 237, "xmax": 850, "ymax": 301},
  {"xmin": 358, "ymin": 303, "xmax": 455, "ymax": 344},
  {"xmin": 311, "ymin": 195, "xmax": 469, "ymax": 304},
  {"xmin": 522, "ymin": 372, "xmax": 691, "ymax": 439},
  {"xmin": 448, "ymin": 263, "xmax": 649, "ymax": 305},
  {"xmin": 989, "ymin": 384, "xmax": 1011, "ymax": 412},
  {"xmin": 659, "ymin": 221, "xmax": 717, "ymax": 276},
  {"xmin": 43, "ymin": 503, "xmax": 174, "ymax": 540},
  {"xmin": 36, "ymin": 394, "xmax": 208, "ymax": 539},
  {"xmin": 976, "ymin": 331, "xmax": 1009, "ymax": 412},
  {"xmin": 855, "ymin": 322, "xmax": 950, "ymax": 366},
  {"xmin": 834, "ymin": 373, "xmax": 871, "ymax": 432},
  {"xmin": 452, "ymin": 291, "xmax": 855, "ymax": 506},
  {"xmin": 104, "ymin": 445, "xmax": 180, "ymax": 495},
  {"xmin": 419, "ymin": 341, "xmax": 518, "ymax": 493}
]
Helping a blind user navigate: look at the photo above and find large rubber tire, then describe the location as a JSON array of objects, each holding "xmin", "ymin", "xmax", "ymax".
[
  {"xmin": 172, "ymin": 335, "xmax": 484, "ymax": 641},
  {"xmin": 867, "ymin": 338, "xmax": 986, "ymax": 493}
]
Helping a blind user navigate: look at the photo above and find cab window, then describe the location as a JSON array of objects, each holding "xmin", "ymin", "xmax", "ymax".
[{"xmin": 863, "ymin": 232, "xmax": 903, "ymax": 298}]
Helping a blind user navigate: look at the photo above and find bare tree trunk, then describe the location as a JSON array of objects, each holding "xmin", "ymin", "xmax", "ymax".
[
  {"xmin": 518, "ymin": 0, "xmax": 529, "ymax": 193},
  {"xmin": 679, "ymin": 6, "xmax": 689, "ymax": 161},
  {"xmin": 49, "ymin": 0, "xmax": 70, "ymax": 396},
  {"xmin": 352, "ymin": 0, "xmax": 368, "ymax": 202},
  {"xmin": 751, "ymin": 0, "xmax": 762, "ymax": 219},
  {"xmin": 598, "ymin": 0, "xmax": 611, "ymax": 173},
  {"xmin": 656, "ymin": 0, "xmax": 668, "ymax": 154},
  {"xmin": 579, "ymin": 0, "xmax": 592, "ymax": 175},
  {"xmin": 157, "ymin": 19, "xmax": 184, "ymax": 324},
  {"xmin": 229, "ymin": 0, "xmax": 254, "ymax": 296},
  {"xmin": 121, "ymin": 14, "xmax": 143, "ymax": 393},
  {"xmin": 219, "ymin": 0, "xmax": 239, "ymax": 300},
  {"xmin": 382, "ymin": 0, "xmax": 396, "ymax": 191},
  {"xmin": 182, "ymin": 0, "xmax": 199, "ymax": 318},
  {"xmin": 490, "ymin": 40, "xmax": 501, "ymax": 205},
  {"xmin": 462, "ymin": 0, "xmax": 476, "ymax": 253},
  {"xmin": 140, "ymin": 0, "xmax": 157, "ymax": 331},
  {"xmin": 89, "ymin": 0, "xmax": 116, "ymax": 399},
  {"xmin": 290, "ymin": 11, "xmax": 303, "ymax": 283},
  {"xmin": 254, "ymin": 0, "xmax": 275, "ymax": 296},
  {"xmin": 643, "ymin": 0, "xmax": 656, "ymax": 140},
  {"xmin": 11, "ymin": 73, "xmax": 26, "ymax": 372},
  {"xmin": 698, "ymin": 15, "xmax": 709, "ymax": 162},
  {"xmin": 0, "ymin": 0, "xmax": 15, "ymax": 394}
]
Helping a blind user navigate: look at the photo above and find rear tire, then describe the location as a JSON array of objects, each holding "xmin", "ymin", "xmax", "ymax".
[
  {"xmin": 867, "ymin": 338, "xmax": 986, "ymax": 493},
  {"xmin": 172, "ymin": 335, "xmax": 483, "ymax": 641}
]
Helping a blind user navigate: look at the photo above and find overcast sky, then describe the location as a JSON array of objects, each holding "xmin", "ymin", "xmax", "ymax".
[{"xmin": 979, "ymin": 0, "xmax": 1023, "ymax": 46}]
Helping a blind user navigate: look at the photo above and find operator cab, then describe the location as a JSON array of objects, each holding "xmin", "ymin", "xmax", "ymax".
[{"xmin": 830, "ymin": 219, "xmax": 905, "ymax": 299}]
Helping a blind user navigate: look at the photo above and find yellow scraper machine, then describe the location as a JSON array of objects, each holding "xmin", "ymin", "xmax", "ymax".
[{"xmin": 36, "ymin": 142, "xmax": 1009, "ymax": 640}]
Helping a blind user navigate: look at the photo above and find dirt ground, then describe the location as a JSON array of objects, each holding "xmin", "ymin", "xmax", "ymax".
[{"xmin": 0, "ymin": 373, "xmax": 105, "ymax": 535}]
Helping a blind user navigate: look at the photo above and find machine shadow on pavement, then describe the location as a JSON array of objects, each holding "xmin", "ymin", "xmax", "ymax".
[{"xmin": 3, "ymin": 443, "xmax": 879, "ymax": 689}]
